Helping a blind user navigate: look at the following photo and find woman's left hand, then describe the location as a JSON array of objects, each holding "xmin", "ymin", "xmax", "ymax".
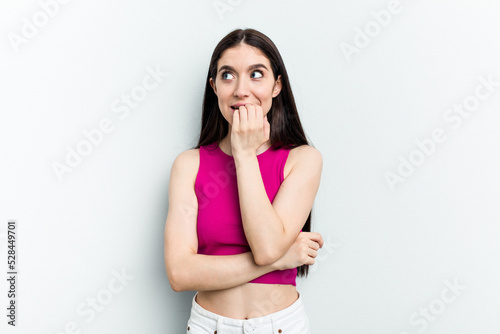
[{"xmin": 231, "ymin": 103, "xmax": 270, "ymax": 158}]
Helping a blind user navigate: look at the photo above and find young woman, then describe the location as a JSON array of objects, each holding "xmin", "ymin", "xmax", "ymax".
[{"xmin": 164, "ymin": 28, "xmax": 324, "ymax": 333}]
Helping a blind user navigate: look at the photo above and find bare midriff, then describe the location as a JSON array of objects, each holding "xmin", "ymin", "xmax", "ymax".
[{"xmin": 196, "ymin": 283, "xmax": 298, "ymax": 319}]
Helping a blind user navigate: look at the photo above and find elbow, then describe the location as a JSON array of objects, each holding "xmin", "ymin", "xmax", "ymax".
[
  {"xmin": 165, "ymin": 250, "xmax": 198, "ymax": 292},
  {"xmin": 254, "ymin": 257, "xmax": 275, "ymax": 267},
  {"xmin": 167, "ymin": 269, "xmax": 188, "ymax": 292},
  {"xmin": 170, "ymin": 281, "xmax": 184, "ymax": 293},
  {"xmin": 169, "ymin": 280, "xmax": 182, "ymax": 292},
  {"xmin": 166, "ymin": 269, "xmax": 181, "ymax": 292},
  {"xmin": 253, "ymin": 248, "xmax": 282, "ymax": 267},
  {"xmin": 165, "ymin": 263, "xmax": 189, "ymax": 292}
]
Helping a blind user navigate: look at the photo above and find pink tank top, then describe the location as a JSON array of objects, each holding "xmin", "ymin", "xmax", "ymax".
[{"xmin": 194, "ymin": 141, "xmax": 297, "ymax": 285}]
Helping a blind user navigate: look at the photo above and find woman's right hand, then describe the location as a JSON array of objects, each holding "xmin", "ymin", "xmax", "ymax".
[{"xmin": 272, "ymin": 232, "xmax": 324, "ymax": 271}]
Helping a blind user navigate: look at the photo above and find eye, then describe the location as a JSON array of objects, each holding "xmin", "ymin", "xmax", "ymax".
[
  {"xmin": 222, "ymin": 71, "xmax": 234, "ymax": 80},
  {"xmin": 251, "ymin": 70, "xmax": 263, "ymax": 79}
]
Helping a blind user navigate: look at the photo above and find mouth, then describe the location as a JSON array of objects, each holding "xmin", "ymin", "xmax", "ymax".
[{"xmin": 230, "ymin": 103, "xmax": 247, "ymax": 111}]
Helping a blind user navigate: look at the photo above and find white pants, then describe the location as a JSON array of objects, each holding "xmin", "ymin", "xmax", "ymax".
[{"xmin": 186, "ymin": 292, "xmax": 311, "ymax": 334}]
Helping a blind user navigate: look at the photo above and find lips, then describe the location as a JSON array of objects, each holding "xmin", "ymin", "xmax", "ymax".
[{"xmin": 230, "ymin": 103, "xmax": 247, "ymax": 111}]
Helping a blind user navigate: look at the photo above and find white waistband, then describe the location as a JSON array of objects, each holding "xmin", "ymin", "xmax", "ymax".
[{"xmin": 190, "ymin": 291, "xmax": 305, "ymax": 329}]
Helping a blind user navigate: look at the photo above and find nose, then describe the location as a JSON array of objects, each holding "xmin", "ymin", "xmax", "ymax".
[{"xmin": 233, "ymin": 77, "xmax": 250, "ymax": 98}]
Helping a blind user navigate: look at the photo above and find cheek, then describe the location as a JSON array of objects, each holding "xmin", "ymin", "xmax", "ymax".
[
  {"xmin": 259, "ymin": 90, "xmax": 275, "ymax": 107},
  {"xmin": 255, "ymin": 86, "xmax": 275, "ymax": 101},
  {"xmin": 219, "ymin": 88, "xmax": 234, "ymax": 102}
]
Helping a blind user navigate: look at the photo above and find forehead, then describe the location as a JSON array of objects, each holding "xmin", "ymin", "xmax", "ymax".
[{"xmin": 217, "ymin": 43, "xmax": 272, "ymax": 70}]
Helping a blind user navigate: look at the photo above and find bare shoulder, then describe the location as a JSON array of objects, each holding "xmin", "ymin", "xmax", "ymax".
[
  {"xmin": 284, "ymin": 145, "xmax": 323, "ymax": 179},
  {"xmin": 174, "ymin": 148, "xmax": 199, "ymax": 163},
  {"xmin": 171, "ymin": 148, "xmax": 200, "ymax": 185},
  {"xmin": 290, "ymin": 145, "xmax": 322, "ymax": 160},
  {"xmin": 172, "ymin": 148, "xmax": 199, "ymax": 168}
]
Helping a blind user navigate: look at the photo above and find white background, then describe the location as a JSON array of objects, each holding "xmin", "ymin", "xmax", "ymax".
[{"xmin": 1, "ymin": 0, "xmax": 500, "ymax": 333}]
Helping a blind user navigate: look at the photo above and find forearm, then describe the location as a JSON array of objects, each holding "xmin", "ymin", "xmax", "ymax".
[
  {"xmin": 167, "ymin": 251, "xmax": 277, "ymax": 292},
  {"xmin": 234, "ymin": 154, "xmax": 288, "ymax": 264}
]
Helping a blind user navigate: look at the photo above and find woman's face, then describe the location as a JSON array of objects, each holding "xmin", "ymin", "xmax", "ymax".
[{"xmin": 209, "ymin": 43, "xmax": 282, "ymax": 125}]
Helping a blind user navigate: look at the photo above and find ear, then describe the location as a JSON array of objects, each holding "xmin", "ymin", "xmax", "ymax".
[
  {"xmin": 272, "ymin": 75, "xmax": 282, "ymax": 98},
  {"xmin": 209, "ymin": 77, "xmax": 217, "ymax": 95}
]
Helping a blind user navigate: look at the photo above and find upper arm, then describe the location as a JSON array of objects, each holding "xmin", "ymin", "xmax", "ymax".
[
  {"xmin": 272, "ymin": 145, "xmax": 323, "ymax": 246},
  {"xmin": 164, "ymin": 149, "xmax": 200, "ymax": 282}
]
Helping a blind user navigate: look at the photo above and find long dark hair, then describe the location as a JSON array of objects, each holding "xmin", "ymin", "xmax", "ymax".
[{"xmin": 194, "ymin": 28, "xmax": 314, "ymax": 277}]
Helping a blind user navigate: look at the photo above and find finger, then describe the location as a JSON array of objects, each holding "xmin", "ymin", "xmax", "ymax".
[
  {"xmin": 233, "ymin": 106, "xmax": 239, "ymax": 129},
  {"xmin": 239, "ymin": 105, "xmax": 247, "ymax": 125},
  {"xmin": 244, "ymin": 103, "xmax": 255, "ymax": 124},
  {"xmin": 303, "ymin": 231, "xmax": 322, "ymax": 246},
  {"xmin": 244, "ymin": 103, "xmax": 254, "ymax": 112},
  {"xmin": 307, "ymin": 248, "xmax": 318, "ymax": 258},
  {"xmin": 254, "ymin": 105, "xmax": 264, "ymax": 132},
  {"xmin": 310, "ymin": 232, "xmax": 324, "ymax": 248},
  {"xmin": 263, "ymin": 115, "xmax": 270, "ymax": 139},
  {"xmin": 308, "ymin": 240, "xmax": 320, "ymax": 251},
  {"xmin": 255, "ymin": 104, "xmax": 263, "ymax": 120}
]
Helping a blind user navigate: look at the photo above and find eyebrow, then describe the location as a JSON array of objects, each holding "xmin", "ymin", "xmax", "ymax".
[{"xmin": 218, "ymin": 63, "xmax": 269, "ymax": 73}]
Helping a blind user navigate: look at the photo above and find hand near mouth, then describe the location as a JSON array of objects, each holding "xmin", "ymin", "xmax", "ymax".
[{"xmin": 231, "ymin": 103, "xmax": 270, "ymax": 158}]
